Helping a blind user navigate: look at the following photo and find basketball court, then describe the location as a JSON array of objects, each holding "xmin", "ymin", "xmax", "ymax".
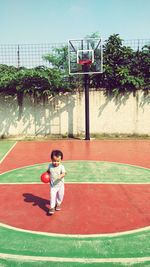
[
  {"xmin": 0, "ymin": 139, "xmax": 150, "ymax": 266},
  {"xmin": 0, "ymin": 35, "xmax": 150, "ymax": 267}
]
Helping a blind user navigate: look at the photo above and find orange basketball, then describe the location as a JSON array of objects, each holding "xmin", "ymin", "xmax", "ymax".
[{"xmin": 40, "ymin": 172, "xmax": 50, "ymax": 183}]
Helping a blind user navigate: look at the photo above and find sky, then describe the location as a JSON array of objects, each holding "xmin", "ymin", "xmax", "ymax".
[{"xmin": 0, "ymin": 0, "xmax": 149, "ymax": 44}]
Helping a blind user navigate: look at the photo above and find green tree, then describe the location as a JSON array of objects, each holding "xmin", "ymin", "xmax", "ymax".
[
  {"xmin": 138, "ymin": 45, "xmax": 150, "ymax": 90},
  {"xmin": 0, "ymin": 64, "xmax": 69, "ymax": 96},
  {"xmin": 43, "ymin": 46, "xmax": 68, "ymax": 72},
  {"xmin": 43, "ymin": 45, "xmax": 80, "ymax": 90},
  {"xmin": 92, "ymin": 34, "xmax": 148, "ymax": 94}
]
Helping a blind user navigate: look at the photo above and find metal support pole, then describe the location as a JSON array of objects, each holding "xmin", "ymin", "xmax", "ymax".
[
  {"xmin": 84, "ymin": 73, "xmax": 90, "ymax": 140},
  {"xmin": 17, "ymin": 45, "xmax": 20, "ymax": 68}
]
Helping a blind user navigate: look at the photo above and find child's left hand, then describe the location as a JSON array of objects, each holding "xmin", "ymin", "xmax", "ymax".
[{"xmin": 53, "ymin": 178, "xmax": 61, "ymax": 186}]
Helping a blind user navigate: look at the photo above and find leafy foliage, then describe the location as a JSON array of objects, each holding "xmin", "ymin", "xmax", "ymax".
[
  {"xmin": 92, "ymin": 34, "xmax": 149, "ymax": 93},
  {"xmin": 43, "ymin": 45, "xmax": 82, "ymax": 90},
  {"xmin": 0, "ymin": 65, "xmax": 70, "ymax": 97},
  {"xmin": 0, "ymin": 34, "xmax": 149, "ymax": 100}
]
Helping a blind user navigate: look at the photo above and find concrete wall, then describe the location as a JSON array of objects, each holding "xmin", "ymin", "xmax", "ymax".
[{"xmin": 0, "ymin": 90, "xmax": 150, "ymax": 137}]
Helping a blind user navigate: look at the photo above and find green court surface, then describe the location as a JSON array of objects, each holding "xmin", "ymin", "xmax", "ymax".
[
  {"xmin": 0, "ymin": 259, "xmax": 150, "ymax": 267},
  {"xmin": 0, "ymin": 223, "xmax": 150, "ymax": 259},
  {"xmin": 0, "ymin": 141, "xmax": 16, "ymax": 162},
  {"xmin": 0, "ymin": 161, "xmax": 150, "ymax": 184}
]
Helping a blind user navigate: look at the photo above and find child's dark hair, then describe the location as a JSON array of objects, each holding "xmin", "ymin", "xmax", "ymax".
[{"xmin": 51, "ymin": 150, "xmax": 63, "ymax": 160}]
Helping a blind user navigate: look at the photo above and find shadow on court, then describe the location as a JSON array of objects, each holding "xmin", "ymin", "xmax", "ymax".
[{"xmin": 23, "ymin": 193, "xmax": 50, "ymax": 214}]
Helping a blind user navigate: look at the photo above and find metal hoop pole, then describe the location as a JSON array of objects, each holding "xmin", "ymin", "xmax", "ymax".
[{"xmin": 84, "ymin": 73, "xmax": 90, "ymax": 140}]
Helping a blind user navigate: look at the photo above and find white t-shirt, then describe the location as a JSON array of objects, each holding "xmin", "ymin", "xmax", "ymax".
[{"xmin": 48, "ymin": 163, "xmax": 66, "ymax": 187}]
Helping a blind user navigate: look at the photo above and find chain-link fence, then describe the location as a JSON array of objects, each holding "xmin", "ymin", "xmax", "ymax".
[
  {"xmin": 0, "ymin": 39, "xmax": 149, "ymax": 69},
  {"xmin": 0, "ymin": 42, "xmax": 66, "ymax": 68},
  {"xmin": 123, "ymin": 39, "xmax": 150, "ymax": 50}
]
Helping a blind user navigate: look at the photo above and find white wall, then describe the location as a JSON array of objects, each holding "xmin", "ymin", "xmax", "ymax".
[{"xmin": 0, "ymin": 90, "xmax": 150, "ymax": 137}]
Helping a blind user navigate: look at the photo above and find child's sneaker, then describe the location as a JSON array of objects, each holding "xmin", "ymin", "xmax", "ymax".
[
  {"xmin": 55, "ymin": 204, "xmax": 61, "ymax": 211},
  {"xmin": 48, "ymin": 208, "xmax": 55, "ymax": 215}
]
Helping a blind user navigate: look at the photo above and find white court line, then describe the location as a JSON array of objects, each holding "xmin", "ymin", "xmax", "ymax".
[
  {"xmin": 0, "ymin": 141, "xmax": 17, "ymax": 164},
  {"xmin": 0, "ymin": 222, "xmax": 150, "ymax": 238},
  {"xmin": 0, "ymin": 253, "xmax": 150, "ymax": 264}
]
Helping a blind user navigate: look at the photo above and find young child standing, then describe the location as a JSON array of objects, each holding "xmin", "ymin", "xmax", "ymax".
[{"xmin": 47, "ymin": 150, "xmax": 66, "ymax": 215}]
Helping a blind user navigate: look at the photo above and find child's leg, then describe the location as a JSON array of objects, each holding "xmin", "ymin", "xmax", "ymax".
[
  {"xmin": 56, "ymin": 183, "xmax": 64, "ymax": 205},
  {"xmin": 50, "ymin": 186, "xmax": 57, "ymax": 208}
]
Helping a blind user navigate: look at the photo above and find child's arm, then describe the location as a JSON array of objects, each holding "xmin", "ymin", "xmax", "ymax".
[
  {"xmin": 58, "ymin": 165, "xmax": 66, "ymax": 180},
  {"xmin": 59, "ymin": 172, "xmax": 66, "ymax": 180},
  {"xmin": 53, "ymin": 172, "xmax": 66, "ymax": 186}
]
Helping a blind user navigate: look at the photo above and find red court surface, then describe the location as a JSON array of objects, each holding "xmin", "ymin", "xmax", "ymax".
[
  {"xmin": 0, "ymin": 183, "xmax": 150, "ymax": 234},
  {"xmin": 0, "ymin": 140, "xmax": 150, "ymax": 174},
  {"xmin": 0, "ymin": 140, "xmax": 150, "ymax": 235}
]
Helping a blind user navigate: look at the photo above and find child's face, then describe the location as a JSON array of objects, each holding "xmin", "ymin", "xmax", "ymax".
[{"xmin": 52, "ymin": 155, "xmax": 61, "ymax": 167}]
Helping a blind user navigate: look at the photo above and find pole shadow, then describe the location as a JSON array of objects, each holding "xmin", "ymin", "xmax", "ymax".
[{"xmin": 23, "ymin": 193, "xmax": 50, "ymax": 215}]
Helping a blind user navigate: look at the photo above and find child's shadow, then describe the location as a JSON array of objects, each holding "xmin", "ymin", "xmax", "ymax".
[{"xmin": 23, "ymin": 193, "xmax": 50, "ymax": 215}]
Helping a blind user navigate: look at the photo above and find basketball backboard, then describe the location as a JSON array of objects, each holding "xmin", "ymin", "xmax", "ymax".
[{"xmin": 68, "ymin": 38, "xmax": 103, "ymax": 75}]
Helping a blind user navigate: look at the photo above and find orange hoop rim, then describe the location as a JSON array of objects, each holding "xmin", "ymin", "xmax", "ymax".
[{"xmin": 78, "ymin": 59, "xmax": 92, "ymax": 65}]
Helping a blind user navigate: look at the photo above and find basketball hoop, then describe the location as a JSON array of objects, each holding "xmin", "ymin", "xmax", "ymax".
[
  {"xmin": 78, "ymin": 59, "xmax": 92, "ymax": 65},
  {"xmin": 68, "ymin": 37, "xmax": 103, "ymax": 141},
  {"xmin": 68, "ymin": 38, "xmax": 103, "ymax": 74}
]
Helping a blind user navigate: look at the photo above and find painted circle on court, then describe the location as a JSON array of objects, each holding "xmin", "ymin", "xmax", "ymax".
[{"xmin": 0, "ymin": 161, "xmax": 150, "ymax": 235}]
